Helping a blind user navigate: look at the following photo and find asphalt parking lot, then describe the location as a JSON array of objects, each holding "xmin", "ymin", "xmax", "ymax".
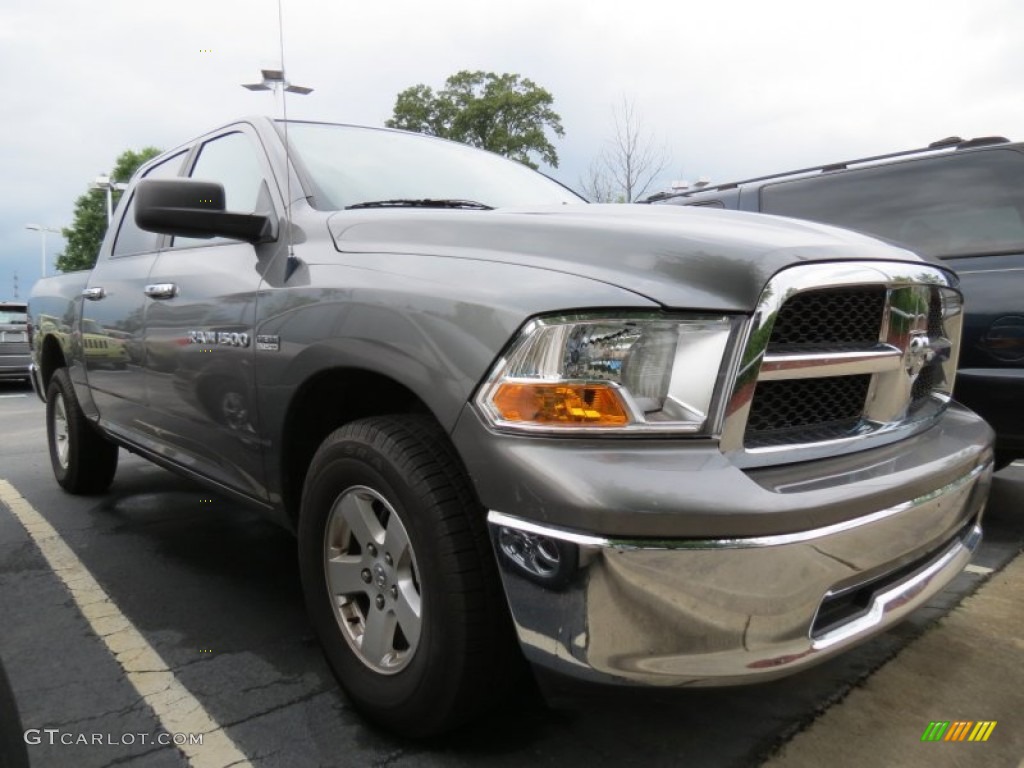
[{"xmin": 1, "ymin": 379, "xmax": 1021, "ymax": 768}]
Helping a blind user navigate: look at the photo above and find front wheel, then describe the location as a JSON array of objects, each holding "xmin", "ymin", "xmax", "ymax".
[
  {"xmin": 298, "ymin": 415, "xmax": 522, "ymax": 737},
  {"xmin": 46, "ymin": 368, "xmax": 118, "ymax": 494}
]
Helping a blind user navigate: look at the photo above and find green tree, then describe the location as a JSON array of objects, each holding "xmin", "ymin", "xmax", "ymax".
[
  {"xmin": 56, "ymin": 147, "xmax": 162, "ymax": 272},
  {"xmin": 386, "ymin": 71, "xmax": 564, "ymax": 169}
]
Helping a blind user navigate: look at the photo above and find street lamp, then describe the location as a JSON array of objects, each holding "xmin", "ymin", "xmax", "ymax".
[
  {"xmin": 25, "ymin": 224, "xmax": 62, "ymax": 278},
  {"xmin": 242, "ymin": 67, "xmax": 313, "ymax": 96},
  {"xmin": 91, "ymin": 176, "xmax": 128, "ymax": 225}
]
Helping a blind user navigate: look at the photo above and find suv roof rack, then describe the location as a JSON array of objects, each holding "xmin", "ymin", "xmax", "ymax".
[{"xmin": 644, "ymin": 135, "xmax": 1012, "ymax": 202}]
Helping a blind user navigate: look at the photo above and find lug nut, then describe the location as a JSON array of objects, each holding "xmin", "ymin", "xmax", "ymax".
[
  {"xmin": 384, "ymin": 553, "xmax": 393, "ymax": 566},
  {"xmin": 366, "ymin": 543, "xmax": 377, "ymax": 557},
  {"xmin": 390, "ymin": 585, "xmax": 398, "ymax": 599},
  {"xmin": 360, "ymin": 569, "xmax": 371, "ymax": 584},
  {"xmin": 375, "ymin": 594, "xmax": 385, "ymax": 610}
]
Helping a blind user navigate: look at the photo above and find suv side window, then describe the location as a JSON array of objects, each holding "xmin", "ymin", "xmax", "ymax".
[
  {"xmin": 760, "ymin": 150, "xmax": 1024, "ymax": 259},
  {"xmin": 172, "ymin": 131, "xmax": 268, "ymax": 249},
  {"xmin": 111, "ymin": 152, "xmax": 187, "ymax": 257}
]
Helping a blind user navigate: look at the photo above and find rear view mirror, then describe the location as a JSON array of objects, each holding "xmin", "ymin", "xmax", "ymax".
[{"xmin": 134, "ymin": 178, "xmax": 276, "ymax": 244}]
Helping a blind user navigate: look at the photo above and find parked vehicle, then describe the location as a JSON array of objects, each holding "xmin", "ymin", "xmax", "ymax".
[
  {"xmin": 0, "ymin": 301, "xmax": 30, "ymax": 382},
  {"xmin": 650, "ymin": 136, "xmax": 1024, "ymax": 470},
  {"xmin": 29, "ymin": 117, "xmax": 994, "ymax": 736}
]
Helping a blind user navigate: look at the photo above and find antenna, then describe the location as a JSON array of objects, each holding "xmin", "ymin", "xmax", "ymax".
[
  {"xmin": 241, "ymin": 0, "xmax": 312, "ymax": 266},
  {"xmin": 277, "ymin": 0, "xmax": 294, "ymax": 262}
]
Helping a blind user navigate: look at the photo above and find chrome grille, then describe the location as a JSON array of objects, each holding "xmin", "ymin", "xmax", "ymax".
[
  {"xmin": 721, "ymin": 262, "xmax": 963, "ymax": 466},
  {"xmin": 746, "ymin": 375, "xmax": 870, "ymax": 443},
  {"xmin": 768, "ymin": 287, "xmax": 886, "ymax": 347}
]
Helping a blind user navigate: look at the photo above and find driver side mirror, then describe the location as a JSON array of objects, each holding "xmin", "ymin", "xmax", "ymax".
[{"xmin": 134, "ymin": 178, "xmax": 276, "ymax": 244}]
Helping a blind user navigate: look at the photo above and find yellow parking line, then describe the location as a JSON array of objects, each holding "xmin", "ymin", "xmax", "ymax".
[{"xmin": 0, "ymin": 479, "xmax": 252, "ymax": 768}]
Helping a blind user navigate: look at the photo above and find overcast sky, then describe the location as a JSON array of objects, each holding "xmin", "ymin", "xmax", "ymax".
[{"xmin": 2, "ymin": 0, "xmax": 1021, "ymax": 296}]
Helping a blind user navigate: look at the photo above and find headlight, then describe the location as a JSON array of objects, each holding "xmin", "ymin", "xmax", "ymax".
[{"xmin": 475, "ymin": 313, "xmax": 739, "ymax": 434}]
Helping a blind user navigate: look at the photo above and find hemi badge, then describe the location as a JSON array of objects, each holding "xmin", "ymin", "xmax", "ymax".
[{"xmin": 256, "ymin": 335, "xmax": 280, "ymax": 351}]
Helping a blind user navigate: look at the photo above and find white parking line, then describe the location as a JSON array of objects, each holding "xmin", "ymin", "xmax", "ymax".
[
  {"xmin": 965, "ymin": 563, "xmax": 995, "ymax": 575},
  {"xmin": 0, "ymin": 479, "xmax": 252, "ymax": 768},
  {"xmin": 0, "ymin": 394, "xmax": 27, "ymax": 398}
]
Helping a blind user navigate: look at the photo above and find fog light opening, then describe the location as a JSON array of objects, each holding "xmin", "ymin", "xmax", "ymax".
[{"xmin": 496, "ymin": 526, "xmax": 578, "ymax": 589}]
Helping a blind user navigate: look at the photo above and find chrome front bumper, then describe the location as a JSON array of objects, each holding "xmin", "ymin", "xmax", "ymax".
[{"xmin": 488, "ymin": 461, "xmax": 991, "ymax": 686}]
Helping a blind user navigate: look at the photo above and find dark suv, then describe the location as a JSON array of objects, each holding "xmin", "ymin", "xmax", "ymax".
[
  {"xmin": 652, "ymin": 137, "xmax": 1024, "ymax": 470},
  {"xmin": 0, "ymin": 301, "xmax": 30, "ymax": 382}
]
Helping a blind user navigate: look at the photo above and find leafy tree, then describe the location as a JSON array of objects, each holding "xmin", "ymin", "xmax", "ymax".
[
  {"xmin": 386, "ymin": 71, "xmax": 564, "ymax": 169},
  {"xmin": 581, "ymin": 97, "xmax": 670, "ymax": 203},
  {"xmin": 56, "ymin": 147, "xmax": 162, "ymax": 272}
]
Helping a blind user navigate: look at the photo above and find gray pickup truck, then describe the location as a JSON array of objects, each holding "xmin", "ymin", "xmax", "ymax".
[{"xmin": 29, "ymin": 117, "xmax": 994, "ymax": 737}]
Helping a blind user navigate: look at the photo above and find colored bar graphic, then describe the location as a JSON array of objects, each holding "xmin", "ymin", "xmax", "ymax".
[
  {"xmin": 944, "ymin": 721, "xmax": 972, "ymax": 741},
  {"xmin": 921, "ymin": 720, "xmax": 996, "ymax": 742},
  {"xmin": 968, "ymin": 722, "xmax": 997, "ymax": 742}
]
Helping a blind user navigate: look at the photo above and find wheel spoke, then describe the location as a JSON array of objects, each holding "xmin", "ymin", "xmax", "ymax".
[
  {"xmin": 338, "ymin": 492, "xmax": 385, "ymax": 548},
  {"xmin": 393, "ymin": 582, "xmax": 422, "ymax": 647},
  {"xmin": 383, "ymin": 510, "xmax": 412, "ymax": 565},
  {"xmin": 326, "ymin": 555, "xmax": 369, "ymax": 597},
  {"xmin": 53, "ymin": 396, "xmax": 70, "ymax": 468},
  {"xmin": 361, "ymin": 605, "xmax": 397, "ymax": 666}
]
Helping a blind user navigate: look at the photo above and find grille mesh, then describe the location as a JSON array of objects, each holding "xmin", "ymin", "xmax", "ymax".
[
  {"xmin": 746, "ymin": 375, "xmax": 871, "ymax": 438},
  {"xmin": 769, "ymin": 287, "xmax": 886, "ymax": 346}
]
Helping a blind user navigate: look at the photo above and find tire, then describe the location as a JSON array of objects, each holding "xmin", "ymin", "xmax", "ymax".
[
  {"xmin": 991, "ymin": 450, "xmax": 1015, "ymax": 475},
  {"xmin": 46, "ymin": 368, "xmax": 118, "ymax": 494},
  {"xmin": 298, "ymin": 415, "xmax": 522, "ymax": 737}
]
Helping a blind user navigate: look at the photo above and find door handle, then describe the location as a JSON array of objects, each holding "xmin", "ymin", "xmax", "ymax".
[
  {"xmin": 82, "ymin": 287, "xmax": 106, "ymax": 301},
  {"xmin": 144, "ymin": 283, "xmax": 179, "ymax": 300}
]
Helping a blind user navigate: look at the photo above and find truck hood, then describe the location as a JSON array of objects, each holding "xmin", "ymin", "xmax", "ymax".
[{"xmin": 327, "ymin": 204, "xmax": 932, "ymax": 311}]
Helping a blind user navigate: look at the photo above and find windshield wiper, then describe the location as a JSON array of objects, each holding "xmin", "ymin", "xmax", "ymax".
[{"xmin": 345, "ymin": 198, "xmax": 493, "ymax": 211}]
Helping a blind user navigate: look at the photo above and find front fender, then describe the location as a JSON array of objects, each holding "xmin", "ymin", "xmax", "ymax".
[{"xmin": 254, "ymin": 255, "xmax": 659, "ymax": 435}]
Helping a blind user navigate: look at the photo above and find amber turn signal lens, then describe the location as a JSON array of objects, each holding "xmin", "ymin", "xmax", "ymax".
[{"xmin": 491, "ymin": 382, "xmax": 630, "ymax": 426}]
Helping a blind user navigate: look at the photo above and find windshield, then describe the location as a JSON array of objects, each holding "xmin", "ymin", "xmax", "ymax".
[
  {"xmin": 760, "ymin": 149, "xmax": 1024, "ymax": 259},
  {"xmin": 280, "ymin": 122, "xmax": 583, "ymax": 211},
  {"xmin": 0, "ymin": 309, "xmax": 27, "ymax": 324}
]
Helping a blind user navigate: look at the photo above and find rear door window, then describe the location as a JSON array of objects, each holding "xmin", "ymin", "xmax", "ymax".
[
  {"xmin": 111, "ymin": 152, "xmax": 188, "ymax": 257},
  {"xmin": 760, "ymin": 149, "xmax": 1024, "ymax": 259}
]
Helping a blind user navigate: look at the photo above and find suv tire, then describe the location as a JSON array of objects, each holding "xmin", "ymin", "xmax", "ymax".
[
  {"xmin": 298, "ymin": 415, "xmax": 523, "ymax": 737},
  {"xmin": 46, "ymin": 368, "xmax": 118, "ymax": 494}
]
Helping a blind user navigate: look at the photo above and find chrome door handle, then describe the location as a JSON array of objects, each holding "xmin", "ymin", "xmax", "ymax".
[
  {"xmin": 82, "ymin": 287, "xmax": 106, "ymax": 301},
  {"xmin": 144, "ymin": 283, "xmax": 178, "ymax": 300}
]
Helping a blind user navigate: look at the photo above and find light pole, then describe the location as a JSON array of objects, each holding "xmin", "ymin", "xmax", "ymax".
[
  {"xmin": 91, "ymin": 176, "xmax": 128, "ymax": 225},
  {"xmin": 242, "ymin": 67, "xmax": 313, "ymax": 97},
  {"xmin": 25, "ymin": 224, "xmax": 61, "ymax": 278}
]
